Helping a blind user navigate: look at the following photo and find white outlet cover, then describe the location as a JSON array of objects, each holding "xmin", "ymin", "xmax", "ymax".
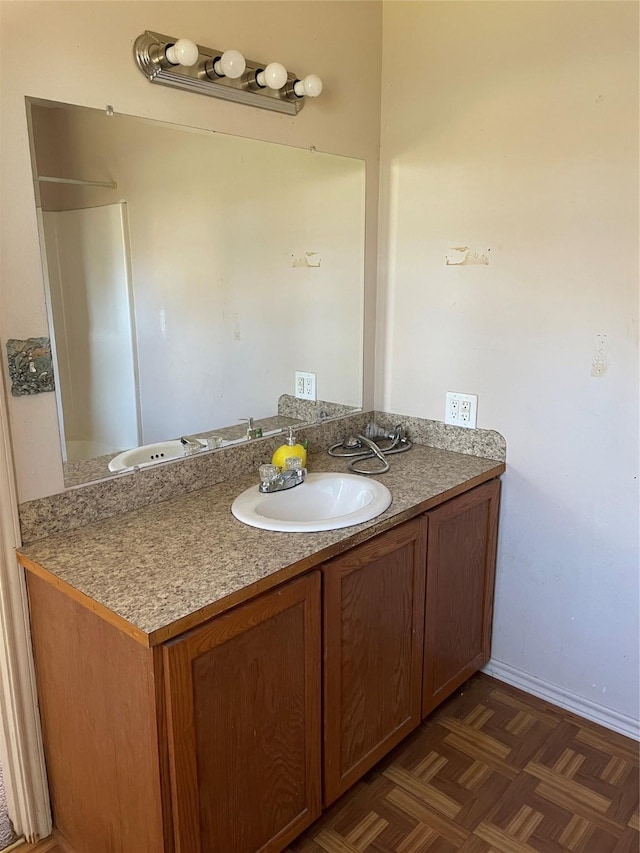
[
  {"xmin": 445, "ymin": 391, "xmax": 478, "ymax": 429},
  {"xmin": 295, "ymin": 370, "xmax": 316, "ymax": 401}
]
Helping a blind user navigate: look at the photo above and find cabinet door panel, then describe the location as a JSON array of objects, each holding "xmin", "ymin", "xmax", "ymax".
[
  {"xmin": 423, "ymin": 479, "xmax": 500, "ymax": 716},
  {"xmin": 163, "ymin": 572, "xmax": 321, "ymax": 853},
  {"xmin": 323, "ymin": 519, "xmax": 426, "ymax": 805}
]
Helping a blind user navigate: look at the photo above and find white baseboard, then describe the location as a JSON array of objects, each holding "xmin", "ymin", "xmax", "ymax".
[{"xmin": 483, "ymin": 659, "xmax": 640, "ymax": 741}]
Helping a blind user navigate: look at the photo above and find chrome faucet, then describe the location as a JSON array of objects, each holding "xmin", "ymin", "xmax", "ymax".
[
  {"xmin": 258, "ymin": 464, "xmax": 306, "ymax": 493},
  {"xmin": 327, "ymin": 423, "xmax": 411, "ymax": 475}
]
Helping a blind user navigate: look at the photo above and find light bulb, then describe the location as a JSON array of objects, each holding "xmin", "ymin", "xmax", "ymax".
[
  {"xmin": 165, "ymin": 38, "xmax": 199, "ymax": 67},
  {"xmin": 293, "ymin": 74, "xmax": 323, "ymax": 98},
  {"xmin": 256, "ymin": 62, "xmax": 288, "ymax": 90},
  {"xmin": 213, "ymin": 49, "xmax": 246, "ymax": 79}
]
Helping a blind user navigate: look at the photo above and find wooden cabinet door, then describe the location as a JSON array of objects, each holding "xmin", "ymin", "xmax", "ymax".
[
  {"xmin": 323, "ymin": 519, "xmax": 427, "ymax": 805},
  {"xmin": 163, "ymin": 572, "xmax": 321, "ymax": 853},
  {"xmin": 422, "ymin": 479, "xmax": 501, "ymax": 716}
]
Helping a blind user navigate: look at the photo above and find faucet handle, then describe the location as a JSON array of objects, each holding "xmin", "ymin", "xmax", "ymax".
[
  {"xmin": 259, "ymin": 464, "xmax": 278, "ymax": 487},
  {"xmin": 284, "ymin": 457, "xmax": 303, "ymax": 471}
]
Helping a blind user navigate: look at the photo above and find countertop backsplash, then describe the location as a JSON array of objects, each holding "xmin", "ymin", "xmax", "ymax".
[{"xmin": 373, "ymin": 411, "xmax": 506, "ymax": 462}]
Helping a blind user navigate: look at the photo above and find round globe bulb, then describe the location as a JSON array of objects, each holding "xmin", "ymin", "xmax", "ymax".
[
  {"xmin": 261, "ymin": 62, "xmax": 288, "ymax": 90},
  {"xmin": 215, "ymin": 49, "xmax": 246, "ymax": 79},
  {"xmin": 294, "ymin": 74, "xmax": 323, "ymax": 98},
  {"xmin": 165, "ymin": 38, "xmax": 199, "ymax": 67}
]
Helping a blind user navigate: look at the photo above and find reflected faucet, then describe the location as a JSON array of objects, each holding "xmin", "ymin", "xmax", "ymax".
[
  {"xmin": 239, "ymin": 418, "xmax": 263, "ymax": 440},
  {"xmin": 180, "ymin": 435, "xmax": 206, "ymax": 453}
]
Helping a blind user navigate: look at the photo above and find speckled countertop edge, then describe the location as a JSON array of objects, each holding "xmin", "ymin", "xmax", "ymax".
[{"xmin": 19, "ymin": 444, "xmax": 504, "ymax": 643}]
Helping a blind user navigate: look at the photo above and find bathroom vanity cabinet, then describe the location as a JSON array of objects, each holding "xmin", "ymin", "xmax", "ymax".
[{"xmin": 21, "ymin": 464, "xmax": 502, "ymax": 853}]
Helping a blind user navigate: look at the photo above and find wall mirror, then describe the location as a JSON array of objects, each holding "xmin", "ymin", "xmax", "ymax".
[{"xmin": 26, "ymin": 98, "xmax": 365, "ymax": 487}]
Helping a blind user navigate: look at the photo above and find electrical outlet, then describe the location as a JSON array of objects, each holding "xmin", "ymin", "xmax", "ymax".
[
  {"xmin": 295, "ymin": 371, "xmax": 316, "ymax": 401},
  {"xmin": 445, "ymin": 391, "xmax": 478, "ymax": 429}
]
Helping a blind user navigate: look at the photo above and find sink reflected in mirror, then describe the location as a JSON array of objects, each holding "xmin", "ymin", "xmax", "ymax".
[
  {"xmin": 107, "ymin": 425, "xmax": 288, "ymax": 472},
  {"xmin": 108, "ymin": 439, "xmax": 190, "ymax": 472},
  {"xmin": 231, "ymin": 472, "xmax": 392, "ymax": 533}
]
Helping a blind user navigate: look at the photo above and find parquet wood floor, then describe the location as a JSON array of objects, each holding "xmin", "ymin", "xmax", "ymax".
[{"xmin": 289, "ymin": 674, "xmax": 639, "ymax": 853}]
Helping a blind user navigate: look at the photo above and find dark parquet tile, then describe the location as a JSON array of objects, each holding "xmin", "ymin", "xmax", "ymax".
[{"xmin": 288, "ymin": 674, "xmax": 639, "ymax": 853}]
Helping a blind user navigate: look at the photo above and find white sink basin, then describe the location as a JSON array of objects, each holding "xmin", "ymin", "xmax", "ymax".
[
  {"xmin": 231, "ymin": 472, "xmax": 392, "ymax": 532},
  {"xmin": 108, "ymin": 440, "xmax": 188, "ymax": 472}
]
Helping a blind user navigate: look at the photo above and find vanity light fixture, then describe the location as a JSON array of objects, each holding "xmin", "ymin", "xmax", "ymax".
[{"xmin": 134, "ymin": 31, "xmax": 323, "ymax": 115}]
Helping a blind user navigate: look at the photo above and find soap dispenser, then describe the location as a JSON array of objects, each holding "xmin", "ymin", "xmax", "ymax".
[{"xmin": 271, "ymin": 427, "xmax": 307, "ymax": 471}]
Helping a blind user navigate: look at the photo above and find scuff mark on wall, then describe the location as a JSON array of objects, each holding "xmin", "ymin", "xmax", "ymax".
[
  {"xmin": 591, "ymin": 333, "xmax": 608, "ymax": 377},
  {"xmin": 445, "ymin": 246, "xmax": 490, "ymax": 266},
  {"xmin": 291, "ymin": 251, "xmax": 321, "ymax": 268},
  {"xmin": 233, "ymin": 312, "xmax": 241, "ymax": 341}
]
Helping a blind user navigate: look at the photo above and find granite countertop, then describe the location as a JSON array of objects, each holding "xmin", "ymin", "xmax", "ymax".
[{"xmin": 18, "ymin": 444, "xmax": 504, "ymax": 646}]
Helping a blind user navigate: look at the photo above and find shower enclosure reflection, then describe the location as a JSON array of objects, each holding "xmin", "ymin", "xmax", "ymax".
[
  {"xmin": 40, "ymin": 201, "xmax": 140, "ymax": 462},
  {"xmin": 28, "ymin": 99, "xmax": 366, "ymax": 485}
]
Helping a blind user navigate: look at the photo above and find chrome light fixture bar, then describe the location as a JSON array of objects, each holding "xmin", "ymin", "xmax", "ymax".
[{"xmin": 134, "ymin": 31, "xmax": 323, "ymax": 116}]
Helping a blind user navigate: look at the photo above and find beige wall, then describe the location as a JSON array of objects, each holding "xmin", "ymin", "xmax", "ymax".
[
  {"xmin": 0, "ymin": 0, "xmax": 382, "ymax": 500},
  {"xmin": 379, "ymin": 1, "xmax": 639, "ymax": 728}
]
